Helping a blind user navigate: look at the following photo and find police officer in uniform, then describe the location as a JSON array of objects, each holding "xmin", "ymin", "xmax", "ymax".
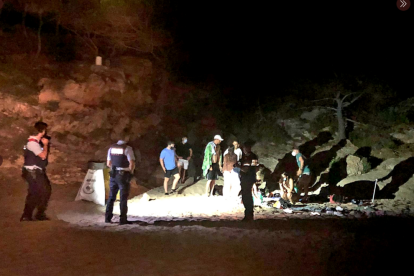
[
  {"xmin": 238, "ymin": 145, "xmax": 260, "ymax": 222},
  {"xmin": 105, "ymin": 135, "xmax": 135, "ymax": 225},
  {"xmin": 21, "ymin": 121, "xmax": 51, "ymax": 221}
]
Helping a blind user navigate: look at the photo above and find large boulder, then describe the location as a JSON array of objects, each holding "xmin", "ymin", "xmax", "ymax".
[
  {"xmin": 83, "ymin": 74, "xmax": 109, "ymax": 105},
  {"xmin": 62, "ymin": 80, "xmax": 86, "ymax": 103},
  {"xmin": 346, "ymin": 155, "xmax": 364, "ymax": 176},
  {"xmin": 390, "ymin": 124, "xmax": 414, "ymax": 144},
  {"xmin": 119, "ymin": 56, "xmax": 152, "ymax": 88}
]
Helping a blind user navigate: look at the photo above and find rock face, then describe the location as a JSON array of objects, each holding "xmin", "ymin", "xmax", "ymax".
[
  {"xmin": 300, "ymin": 108, "xmax": 326, "ymax": 121},
  {"xmin": 390, "ymin": 125, "xmax": 414, "ymax": 144},
  {"xmin": 346, "ymin": 155, "xmax": 364, "ymax": 176}
]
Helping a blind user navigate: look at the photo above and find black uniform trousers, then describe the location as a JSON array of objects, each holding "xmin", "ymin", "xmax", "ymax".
[
  {"xmin": 240, "ymin": 166, "xmax": 257, "ymax": 219},
  {"xmin": 22, "ymin": 168, "xmax": 51, "ymax": 219},
  {"xmin": 105, "ymin": 171, "xmax": 131, "ymax": 223}
]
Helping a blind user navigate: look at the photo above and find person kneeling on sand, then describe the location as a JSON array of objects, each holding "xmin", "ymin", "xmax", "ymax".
[{"xmin": 279, "ymin": 172, "xmax": 294, "ymax": 205}]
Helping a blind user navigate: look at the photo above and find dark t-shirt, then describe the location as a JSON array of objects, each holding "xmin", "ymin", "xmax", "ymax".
[
  {"xmin": 176, "ymin": 143, "xmax": 192, "ymax": 159},
  {"xmin": 240, "ymin": 152, "xmax": 258, "ymax": 166}
]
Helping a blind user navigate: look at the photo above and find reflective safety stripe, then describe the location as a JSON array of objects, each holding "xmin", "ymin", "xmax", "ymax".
[{"xmin": 111, "ymin": 148, "xmax": 124, "ymax": 155}]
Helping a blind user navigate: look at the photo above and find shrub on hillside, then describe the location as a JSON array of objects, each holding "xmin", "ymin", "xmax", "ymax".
[{"xmin": 349, "ymin": 125, "xmax": 399, "ymax": 150}]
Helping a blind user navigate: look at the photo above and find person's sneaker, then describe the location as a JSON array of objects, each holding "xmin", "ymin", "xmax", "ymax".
[
  {"xmin": 105, "ymin": 218, "xmax": 112, "ymax": 223},
  {"xmin": 170, "ymin": 188, "xmax": 177, "ymax": 195},
  {"xmin": 165, "ymin": 192, "xmax": 169, "ymax": 196},
  {"xmin": 119, "ymin": 220, "xmax": 133, "ymax": 225},
  {"xmin": 20, "ymin": 215, "xmax": 33, "ymax": 222}
]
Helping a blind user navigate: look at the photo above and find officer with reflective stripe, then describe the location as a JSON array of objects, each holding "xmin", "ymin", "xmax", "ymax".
[
  {"xmin": 105, "ymin": 134, "xmax": 135, "ymax": 225},
  {"xmin": 21, "ymin": 121, "xmax": 51, "ymax": 221}
]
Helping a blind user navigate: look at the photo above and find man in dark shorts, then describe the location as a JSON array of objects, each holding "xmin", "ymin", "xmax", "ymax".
[
  {"xmin": 292, "ymin": 146, "xmax": 311, "ymax": 202},
  {"xmin": 160, "ymin": 141, "xmax": 180, "ymax": 195},
  {"xmin": 202, "ymin": 135, "xmax": 223, "ymax": 196}
]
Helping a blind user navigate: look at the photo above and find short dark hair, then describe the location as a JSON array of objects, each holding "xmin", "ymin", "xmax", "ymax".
[
  {"xmin": 34, "ymin": 121, "xmax": 48, "ymax": 134},
  {"xmin": 167, "ymin": 141, "xmax": 174, "ymax": 146}
]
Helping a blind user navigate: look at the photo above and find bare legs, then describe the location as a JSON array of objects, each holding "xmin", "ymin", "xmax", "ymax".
[
  {"xmin": 205, "ymin": 180, "xmax": 216, "ymax": 196},
  {"xmin": 164, "ymin": 173, "xmax": 180, "ymax": 194}
]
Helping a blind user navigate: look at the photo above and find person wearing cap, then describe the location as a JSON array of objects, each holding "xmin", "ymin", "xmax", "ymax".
[
  {"xmin": 105, "ymin": 134, "xmax": 135, "ymax": 225},
  {"xmin": 292, "ymin": 146, "xmax": 311, "ymax": 202},
  {"xmin": 202, "ymin": 134, "xmax": 223, "ymax": 196}
]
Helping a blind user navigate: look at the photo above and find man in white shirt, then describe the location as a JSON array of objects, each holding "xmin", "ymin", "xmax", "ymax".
[{"xmin": 223, "ymin": 140, "xmax": 242, "ymax": 161}]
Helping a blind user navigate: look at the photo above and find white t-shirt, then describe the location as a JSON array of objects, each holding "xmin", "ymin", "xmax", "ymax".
[{"xmin": 223, "ymin": 148, "xmax": 242, "ymax": 161}]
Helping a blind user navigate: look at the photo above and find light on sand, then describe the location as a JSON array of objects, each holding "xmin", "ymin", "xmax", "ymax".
[{"xmin": 110, "ymin": 194, "xmax": 247, "ymax": 223}]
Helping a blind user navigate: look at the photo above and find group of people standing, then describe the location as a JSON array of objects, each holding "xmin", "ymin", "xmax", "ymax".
[{"xmin": 20, "ymin": 120, "xmax": 311, "ymax": 224}]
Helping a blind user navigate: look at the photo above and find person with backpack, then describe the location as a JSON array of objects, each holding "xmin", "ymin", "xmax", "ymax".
[{"xmin": 292, "ymin": 146, "xmax": 311, "ymax": 203}]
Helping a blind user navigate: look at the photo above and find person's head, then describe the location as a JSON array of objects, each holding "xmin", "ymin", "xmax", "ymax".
[
  {"xmin": 227, "ymin": 145, "xmax": 235, "ymax": 155},
  {"xmin": 242, "ymin": 145, "xmax": 251, "ymax": 155},
  {"xmin": 119, "ymin": 132, "xmax": 130, "ymax": 143},
  {"xmin": 213, "ymin": 134, "xmax": 223, "ymax": 145},
  {"xmin": 34, "ymin": 121, "xmax": 48, "ymax": 137},
  {"xmin": 232, "ymin": 140, "xmax": 240, "ymax": 149},
  {"xmin": 182, "ymin": 136, "xmax": 188, "ymax": 144},
  {"xmin": 291, "ymin": 148, "xmax": 299, "ymax": 156},
  {"xmin": 167, "ymin": 141, "xmax": 175, "ymax": 149}
]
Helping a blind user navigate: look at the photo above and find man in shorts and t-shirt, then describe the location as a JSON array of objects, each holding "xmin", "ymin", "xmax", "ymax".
[
  {"xmin": 160, "ymin": 141, "xmax": 180, "ymax": 195},
  {"xmin": 202, "ymin": 135, "xmax": 223, "ymax": 196},
  {"xmin": 292, "ymin": 146, "xmax": 311, "ymax": 203},
  {"xmin": 176, "ymin": 136, "xmax": 193, "ymax": 183}
]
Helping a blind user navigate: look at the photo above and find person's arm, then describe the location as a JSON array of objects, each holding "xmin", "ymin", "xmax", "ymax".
[
  {"xmin": 159, "ymin": 158, "xmax": 166, "ymax": 173},
  {"xmin": 37, "ymin": 138, "xmax": 49, "ymax": 160},
  {"xmin": 129, "ymin": 160, "xmax": 135, "ymax": 173},
  {"xmin": 187, "ymin": 148, "xmax": 193, "ymax": 160},
  {"xmin": 125, "ymin": 147, "xmax": 135, "ymax": 172},
  {"xmin": 219, "ymin": 151, "xmax": 223, "ymax": 172},
  {"xmin": 107, "ymin": 148, "xmax": 112, "ymax": 168},
  {"xmin": 297, "ymin": 156, "xmax": 304, "ymax": 176}
]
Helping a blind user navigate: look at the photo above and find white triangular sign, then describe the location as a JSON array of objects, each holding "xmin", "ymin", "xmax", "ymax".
[{"xmin": 75, "ymin": 169, "xmax": 105, "ymax": 206}]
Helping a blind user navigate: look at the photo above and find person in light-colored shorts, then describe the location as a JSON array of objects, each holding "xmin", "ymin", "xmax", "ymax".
[{"xmin": 178, "ymin": 158, "xmax": 189, "ymax": 170}]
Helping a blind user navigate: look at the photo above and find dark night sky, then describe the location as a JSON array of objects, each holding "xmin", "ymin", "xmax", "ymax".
[{"xmin": 160, "ymin": 0, "xmax": 413, "ymax": 100}]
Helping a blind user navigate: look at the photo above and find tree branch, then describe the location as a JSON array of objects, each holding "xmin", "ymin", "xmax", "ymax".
[
  {"xmin": 346, "ymin": 118, "xmax": 361, "ymax": 124},
  {"xmin": 297, "ymin": 106, "xmax": 336, "ymax": 111},
  {"xmin": 310, "ymin": 98, "xmax": 336, "ymax": 103}
]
